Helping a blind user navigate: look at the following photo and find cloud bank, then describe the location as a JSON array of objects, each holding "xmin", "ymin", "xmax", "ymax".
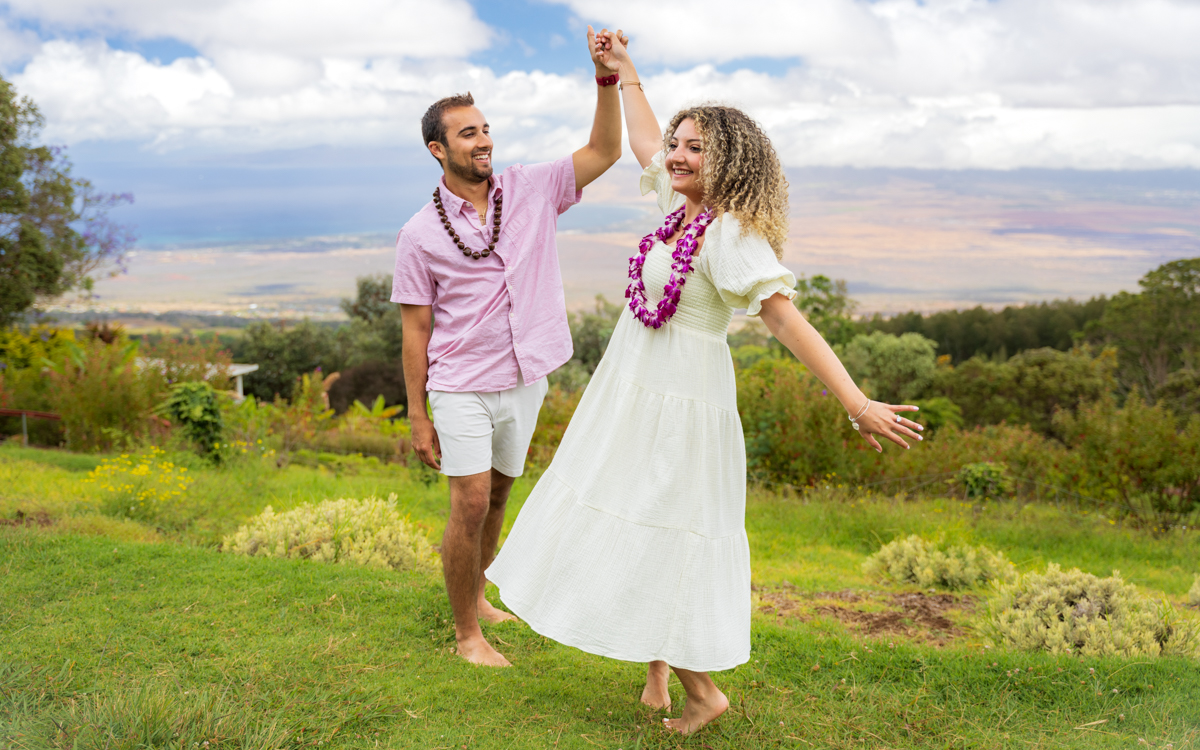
[{"xmin": 4, "ymin": 0, "xmax": 1200, "ymax": 169}]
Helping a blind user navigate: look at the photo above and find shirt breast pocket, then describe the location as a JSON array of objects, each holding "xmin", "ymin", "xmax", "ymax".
[{"xmin": 499, "ymin": 209, "xmax": 532, "ymax": 259}]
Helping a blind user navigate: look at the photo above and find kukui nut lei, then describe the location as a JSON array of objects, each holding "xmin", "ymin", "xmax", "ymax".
[{"xmin": 433, "ymin": 187, "xmax": 502, "ymax": 259}]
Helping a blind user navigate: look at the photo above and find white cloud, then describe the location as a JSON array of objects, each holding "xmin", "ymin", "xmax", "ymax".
[
  {"xmin": 557, "ymin": 0, "xmax": 1200, "ymax": 107},
  {"xmin": 3, "ymin": 0, "xmax": 1200, "ymax": 169},
  {"xmin": 1, "ymin": 0, "xmax": 492, "ymax": 61}
]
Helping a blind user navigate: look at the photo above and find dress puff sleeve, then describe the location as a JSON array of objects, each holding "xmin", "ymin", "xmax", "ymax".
[
  {"xmin": 700, "ymin": 213, "xmax": 798, "ymax": 317},
  {"xmin": 639, "ymin": 151, "xmax": 687, "ymax": 215}
]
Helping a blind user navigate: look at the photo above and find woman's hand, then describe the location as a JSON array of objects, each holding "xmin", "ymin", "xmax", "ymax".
[
  {"xmin": 589, "ymin": 27, "xmax": 630, "ymax": 74},
  {"xmin": 851, "ymin": 400, "xmax": 923, "ymax": 453}
]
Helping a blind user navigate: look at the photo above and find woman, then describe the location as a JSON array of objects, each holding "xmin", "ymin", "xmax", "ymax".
[{"xmin": 486, "ymin": 32, "xmax": 923, "ymax": 734}]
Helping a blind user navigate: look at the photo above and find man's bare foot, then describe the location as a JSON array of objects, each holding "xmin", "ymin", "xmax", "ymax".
[
  {"xmin": 454, "ymin": 635, "xmax": 512, "ymax": 667},
  {"xmin": 663, "ymin": 689, "xmax": 728, "ymax": 734},
  {"xmin": 640, "ymin": 661, "xmax": 671, "ymax": 710},
  {"xmin": 477, "ymin": 598, "xmax": 518, "ymax": 624}
]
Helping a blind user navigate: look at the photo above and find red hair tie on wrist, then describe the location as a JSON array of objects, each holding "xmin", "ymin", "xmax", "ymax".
[{"xmin": 595, "ymin": 73, "xmax": 619, "ymax": 87}]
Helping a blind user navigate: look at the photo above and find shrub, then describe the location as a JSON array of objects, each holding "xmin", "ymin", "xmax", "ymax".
[
  {"xmin": 935, "ymin": 347, "xmax": 1116, "ymax": 436},
  {"xmin": 1157, "ymin": 368, "xmax": 1200, "ymax": 424},
  {"xmin": 222, "ymin": 495, "xmax": 438, "ymax": 574},
  {"xmin": 85, "ymin": 446, "xmax": 194, "ymax": 521},
  {"xmin": 141, "ymin": 334, "xmax": 232, "ymax": 390},
  {"xmin": 527, "ymin": 385, "xmax": 584, "ymax": 468},
  {"xmin": 857, "ymin": 422, "xmax": 1065, "ymax": 493},
  {"xmin": 985, "ymin": 564, "xmax": 1200, "ymax": 658},
  {"xmin": 909, "ymin": 396, "xmax": 963, "ymax": 433},
  {"xmin": 956, "ymin": 462, "xmax": 1015, "ymax": 500},
  {"xmin": 838, "ymin": 331, "xmax": 938, "ymax": 404},
  {"xmin": 863, "ymin": 534, "xmax": 1016, "ymax": 590},
  {"xmin": 1054, "ymin": 391, "xmax": 1200, "ymax": 528},
  {"xmin": 232, "ymin": 320, "xmax": 339, "ymax": 403},
  {"xmin": 1190, "ymin": 576, "xmax": 1200, "ymax": 609},
  {"xmin": 158, "ymin": 381, "xmax": 224, "ymax": 459},
  {"xmin": 327, "ymin": 360, "xmax": 406, "ymax": 415},
  {"xmin": 45, "ymin": 338, "xmax": 168, "ymax": 451},
  {"xmin": 737, "ymin": 358, "xmax": 873, "ymax": 486}
]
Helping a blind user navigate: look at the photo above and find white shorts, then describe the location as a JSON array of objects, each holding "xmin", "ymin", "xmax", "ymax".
[{"xmin": 428, "ymin": 373, "xmax": 549, "ymax": 478}]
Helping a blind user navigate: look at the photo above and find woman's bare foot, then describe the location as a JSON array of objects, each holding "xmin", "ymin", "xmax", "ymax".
[
  {"xmin": 454, "ymin": 634, "xmax": 512, "ymax": 667},
  {"xmin": 477, "ymin": 598, "xmax": 518, "ymax": 624},
  {"xmin": 640, "ymin": 660, "xmax": 671, "ymax": 710},
  {"xmin": 663, "ymin": 689, "xmax": 728, "ymax": 734}
]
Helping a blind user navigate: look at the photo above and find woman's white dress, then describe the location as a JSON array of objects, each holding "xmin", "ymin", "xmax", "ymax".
[{"xmin": 486, "ymin": 153, "xmax": 797, "ymax": 672}]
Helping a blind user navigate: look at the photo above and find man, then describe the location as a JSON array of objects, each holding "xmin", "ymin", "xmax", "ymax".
[{"xmin": 392, "ymin": 27, "xmax": 625, "ymax": 667}]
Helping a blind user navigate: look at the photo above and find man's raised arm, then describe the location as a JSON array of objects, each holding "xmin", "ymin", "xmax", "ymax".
[{"xmin": 572, "ymin": 25, "xmax": 623, "ymax": 190}]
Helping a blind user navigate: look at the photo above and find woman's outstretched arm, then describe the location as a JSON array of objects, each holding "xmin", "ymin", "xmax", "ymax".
[
  {"xmin": 594, "ymin": 31, "xmax": 660, "ymax": 168},
  {"xmin": 758, "ymin": 292, "xmax": 923, "ymax": 452}
]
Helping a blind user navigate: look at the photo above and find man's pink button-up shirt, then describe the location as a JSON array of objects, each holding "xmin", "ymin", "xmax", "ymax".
[{"xmin": 390, "ymin": 156, "xmax": 581, "ymax": 393}]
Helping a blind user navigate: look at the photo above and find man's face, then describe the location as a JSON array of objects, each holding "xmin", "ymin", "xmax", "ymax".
[{"xmin": 432, "ymin": 106, "xmax": 493, "ymax": 183}]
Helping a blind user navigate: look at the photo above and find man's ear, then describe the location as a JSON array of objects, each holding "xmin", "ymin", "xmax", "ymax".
[{"xmin": 428, "ymin": 141, "xmax": 446, "ymax": 163}]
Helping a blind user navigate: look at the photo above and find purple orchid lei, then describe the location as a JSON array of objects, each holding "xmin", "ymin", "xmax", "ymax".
[{"xmin": 625, "ymin": 205, "xmax": 714, "ymax": 329}]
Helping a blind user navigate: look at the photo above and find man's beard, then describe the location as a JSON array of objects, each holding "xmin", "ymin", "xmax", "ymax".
[{"xmin": 447, "ymin": 149, "xmax": 493, "ymax": 182}]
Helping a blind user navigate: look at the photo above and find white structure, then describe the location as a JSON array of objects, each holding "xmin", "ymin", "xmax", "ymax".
[{"xmin": 226, "ymin": 363, "xmax": 259, "ymax": 401}]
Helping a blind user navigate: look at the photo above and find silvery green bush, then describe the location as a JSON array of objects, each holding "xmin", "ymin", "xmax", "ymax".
[
  {"xmin": 222, "ymin": 494, "xmax": 438, "ymax": 574},
  {"xmin": 985, "ymin": 564, "xmax": 1199, "ymax": 658},
  {"xmin": 863, "ymin": 534, "xmax": 1015, "ymax": 590}
]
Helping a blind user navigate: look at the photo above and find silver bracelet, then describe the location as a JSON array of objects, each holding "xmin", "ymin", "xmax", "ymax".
[{"xmin": 847, "ymin": 399, "xmax": 871, "ymax": 431}]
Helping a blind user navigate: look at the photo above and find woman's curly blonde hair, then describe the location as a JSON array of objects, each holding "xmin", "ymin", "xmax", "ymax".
[{"xmin": 664, "ymin": 105, "xmax": 789, "ymax": 258}]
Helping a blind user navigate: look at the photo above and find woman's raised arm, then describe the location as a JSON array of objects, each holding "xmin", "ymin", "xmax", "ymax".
[
  {"xmin": 594, "ymin": 31, "xmax": 660, "ymax": 169},
  {"xmin": 758, "ymin": 292, "xmax": 924, "ymax": 453}
]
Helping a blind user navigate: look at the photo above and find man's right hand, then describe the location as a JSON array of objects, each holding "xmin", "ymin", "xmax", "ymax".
[{"xmin": 412, "ymin": 418, "xmax": 442, "ymax": 470}]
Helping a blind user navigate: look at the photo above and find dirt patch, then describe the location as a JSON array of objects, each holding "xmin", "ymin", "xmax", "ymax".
[
  {"xmin": 0, "ymin": 510, "xmax": 55, "ymax": 528},
  {"xmin": 755, "ymin": 586, "xmax": 977, "ymax": 644}
]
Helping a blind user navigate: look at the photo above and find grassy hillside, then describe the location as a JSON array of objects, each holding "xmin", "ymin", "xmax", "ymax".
[{"xmin": 2, "ymin": 446, "xmax": 1199, "ymax": 749}]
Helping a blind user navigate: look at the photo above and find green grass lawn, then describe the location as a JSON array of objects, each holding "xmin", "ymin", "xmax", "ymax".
[{"xmin": 2, "ymin": 445, "xmax": 1199, "ymax": 749}]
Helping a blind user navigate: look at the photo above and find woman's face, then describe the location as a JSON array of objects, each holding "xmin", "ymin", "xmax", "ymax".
[{"xmin": 666, "ymin": 118, "xmax": 704, "ymax": 200}]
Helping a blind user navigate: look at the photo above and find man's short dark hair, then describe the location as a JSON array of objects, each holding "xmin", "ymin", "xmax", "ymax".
[{"xmin": 421, "ymin": 92, "xmax": 475, "ymax": 162}]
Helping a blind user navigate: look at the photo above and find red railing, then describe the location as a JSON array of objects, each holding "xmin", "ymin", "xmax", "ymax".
[
  {"xmin": 0, "ymin": 409, "xmax": 62, "ymax": 421},
  {"xmin": 0, "ymin": 408, "xmax": 62, "ymax": 447}
]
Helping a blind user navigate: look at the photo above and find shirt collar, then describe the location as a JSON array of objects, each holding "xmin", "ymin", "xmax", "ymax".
[{"xmin": 437, "ymin": 175, "xmax": 502, "ymax": 214}]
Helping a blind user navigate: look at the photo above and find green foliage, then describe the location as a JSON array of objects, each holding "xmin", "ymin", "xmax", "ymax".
[
  {"xmin": 567, "ymin": 294, "xmax": 622, "ymax": 374},
  {"xmin": 1087, "ymin": 258, "xmax": 1200, "ymax": 396},
  {"xmin": 838, "ymin": 331, "xmax": 938, "ymax": 404},
  {"xmin": 793, "ymin": 274, "xmax": 861, "ymax": 346},
  {"xmin": 548, "ymin": 294, "xmax": 622, "ymax": 390},
  {"xmin": 985, "ymin": 564, "xmax": 1200, "ymax": 658},
  {"xmin": 222, "ymin": 494, "xmax": 439, "ymax": 574},
  {"xmin": 1054, "ymin": 391, "xmax": 1200, "ymax": 528},
  {"xmin": 935, "ymin": 347, "xmax": 1116, "ymax": 435},
  {"xmin": 231, "ymin": 320, "xmax": 339, "ymax": 402},
  {"xmin": 1, "ymin": 74, "xmax": 134, "ymax": 324},
  {"xmin": 157, "ymin": 381, "xmax": 224, "ymax": 459},
  {"xmin": 908, "ymin": 396, "xmax": 963, "ymax": 433},
  {"xmin": 44, "ymin": 337, "xmax": 167, "ymax": 451},
  {"xmin": 528, "ymin": 385, "xmax": 585, "ymax": 468},
  {"xmin": 1156, "ymin": 368, "xmax": 1200, "ymax": 424},
  {"xmin": 956, "ymin": 462, "xmax": 1015, "ymax": 500},
  {"xmin": 0, "ymin": 324, "xmax": 75, "ymax": 370},
  {"xmin": 867, "ymin": 297, "xmax": 1109, "ymax": 364},
  {"xmin": 863, "ymin": 534, "xmax": 1016, "ymax": 590},
  {"xmin": 737, "ymin": 358, "xmax": 870, "ymax": 485}
]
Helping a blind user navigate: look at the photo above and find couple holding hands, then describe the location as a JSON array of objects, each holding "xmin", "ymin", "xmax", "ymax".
[{"xmin": 392, "ymin": 27, "xmax": 921, "ymax": 734}]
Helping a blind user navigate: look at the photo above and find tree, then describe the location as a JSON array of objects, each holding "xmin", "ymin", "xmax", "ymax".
[
  {"xmin": 838, "ymin": 331, "xmax": 938, "ymax": 404},
  {"xmin": 793, "ymin": 275, "xmax": 861, "ymax": 347},
  {"xmin": 1, "ymin": 75, "xmax": 135, "ymax": 324},
  {"xmin": 1087, "ymin": 258, "xmax": 1200, "ymax": 396}
]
